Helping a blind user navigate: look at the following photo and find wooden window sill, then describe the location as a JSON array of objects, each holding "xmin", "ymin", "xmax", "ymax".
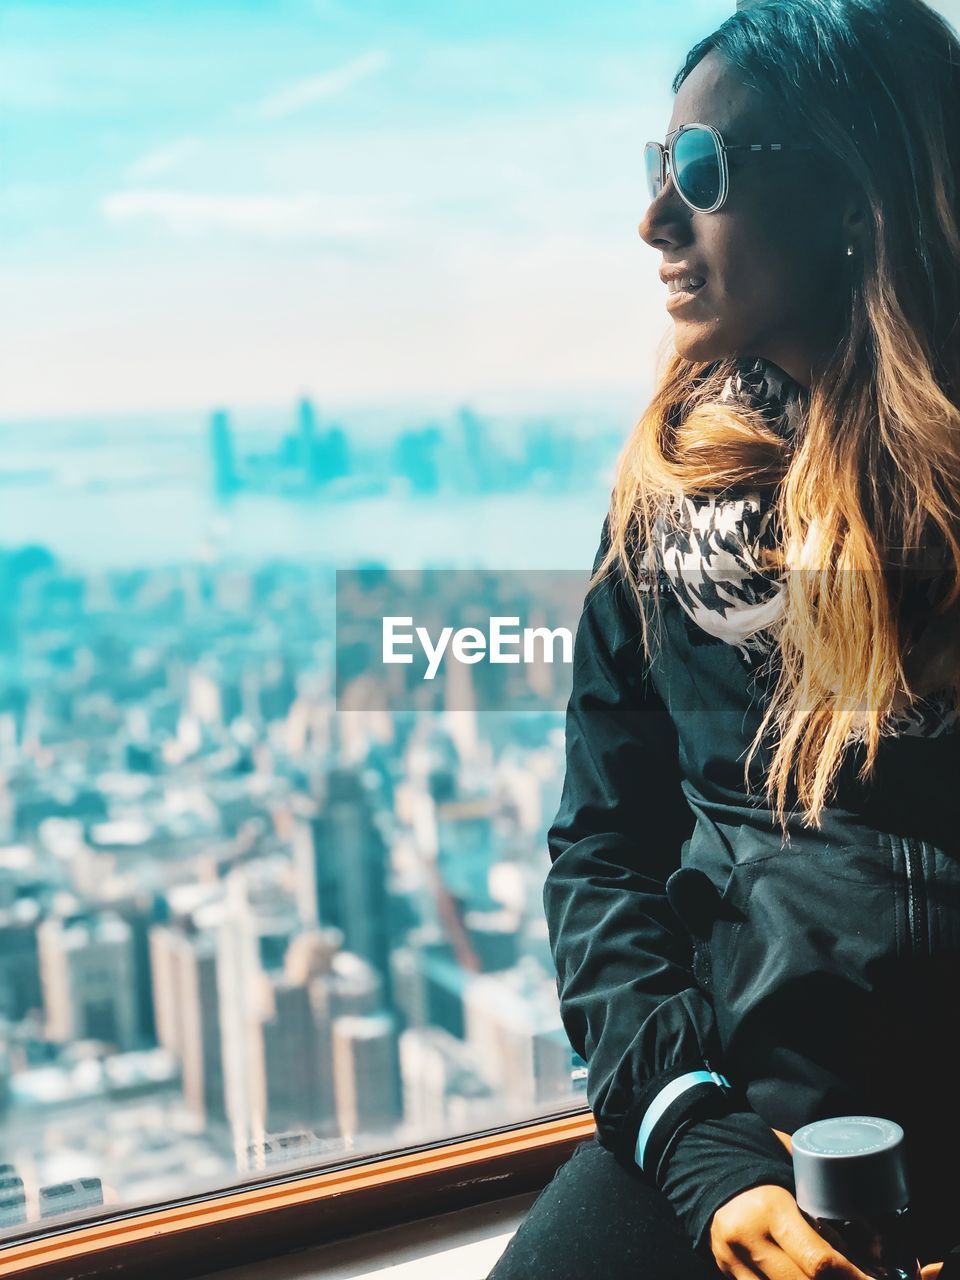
[{"xmin": 0, "ymin": 1108, "xmax": 596, "ymax": 1280}]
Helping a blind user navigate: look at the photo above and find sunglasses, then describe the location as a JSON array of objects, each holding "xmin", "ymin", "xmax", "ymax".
[{"xmin": 644, "ymin": 122, "xmax": 814, "ymax": 214}]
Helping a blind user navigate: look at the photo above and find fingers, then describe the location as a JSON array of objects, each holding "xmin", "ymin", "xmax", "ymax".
[
  {"xmin": 921, "ymin": 1265, "xmax": 943, "ymax": 1279},
  {"xmin": 767, "ymin": 1202, "xmax": 874, "ymax": 1279},
  {"xmin": 710, "ymin": 1186, "xmax": 874, "ymax": 1280},
  {"xmin": 722, "ymin": 1237, "xmax": 819, "ymax": 1279}
]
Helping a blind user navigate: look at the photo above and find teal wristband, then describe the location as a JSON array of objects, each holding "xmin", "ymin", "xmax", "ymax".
[{"xmin": 634, "ymin": 1069, "xmax": 732, "ymax": 1171}]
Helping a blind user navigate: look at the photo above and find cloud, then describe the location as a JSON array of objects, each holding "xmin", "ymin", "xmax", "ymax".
[
  {"xmin": 101, "ymin": 189, "xmax": 385, "ymax": 241},
  {"xmin": 251, "ymin": 51, "xmax": 390, "ymax": 121},
  {"xmin": 126, "ymin": 137, "xmax": 203, "ymax": 181}
]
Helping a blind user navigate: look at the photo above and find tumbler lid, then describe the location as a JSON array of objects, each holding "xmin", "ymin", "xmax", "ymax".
[{"xmin": 792, "ymin": 1116, "xmax": 911, "ymax": 1220}]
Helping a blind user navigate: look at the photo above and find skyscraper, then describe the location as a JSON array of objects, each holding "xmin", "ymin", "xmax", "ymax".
[
  {"xmin": 291, "ymin": 768, "xmax": 392, "ymax": 998},
  {"xmin": 209, "ymin": 409, "xmax": 238, "ymax": 500},
  {"xmin": 252, "ymin": 973, "xmax": 335, "ymax": 1136},
  {"xmin": 38, "ymin": 912, "xmax": 138, "ymax": 1051},
  {"xmin": 149, "ymin": 923, "xmax": 226, "ymax": 1126},
  {"xmin": 216, "ymin": 864, "xmax": 301, "ymax": 1163},
  {"xmin": 332, "ymin": 1013, "xmax": 402, "ymax": 1142},
  {"xmin": 463, "ymin": 958, "xmax": 572, "ymax": 1109},
  {"xmin": 297, "ymin": 397, "xmax": 317, "ymax": 485}
]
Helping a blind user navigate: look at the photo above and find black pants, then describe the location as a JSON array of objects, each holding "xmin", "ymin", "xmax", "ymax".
[{"xmin": 485, "ymin": 1135, "xmax": 723, "ymax": 1279}]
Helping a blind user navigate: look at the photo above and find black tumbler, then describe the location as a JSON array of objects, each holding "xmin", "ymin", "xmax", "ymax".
[{"xmin": 791, "ymin": 1116, "xmax": 922, "ymax": 1280}]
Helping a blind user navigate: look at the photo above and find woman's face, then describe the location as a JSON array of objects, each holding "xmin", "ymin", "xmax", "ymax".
[{"xmin": 638, "ymin": 50, "xmax": 852, "ymax": 388}]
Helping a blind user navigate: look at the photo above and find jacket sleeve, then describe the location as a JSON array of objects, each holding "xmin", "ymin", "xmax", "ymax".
[{"xmin": 543, "ymin": 513, "xmax": 795, "ymax": 1250}]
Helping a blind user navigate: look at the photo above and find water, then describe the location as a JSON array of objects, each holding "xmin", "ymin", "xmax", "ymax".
[{"xmin": 0, "ymin": 414, "xmax": 616, "ymax": 570}]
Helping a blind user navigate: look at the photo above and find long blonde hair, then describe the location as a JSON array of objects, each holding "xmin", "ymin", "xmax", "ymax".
[{"xmin": 594, "ymin": 0, "xmax": 960, "ymax": 839}]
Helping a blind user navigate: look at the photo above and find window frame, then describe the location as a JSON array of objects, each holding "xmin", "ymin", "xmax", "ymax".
[{"xmin": 0, "ymin": 1108, "xmax": 595, "ymax": 1280}]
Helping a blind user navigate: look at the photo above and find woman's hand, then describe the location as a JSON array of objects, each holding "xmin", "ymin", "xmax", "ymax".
[
  {"xmin": 709, "ymin": 1184, "xmax": 875, "ymax": 1279},
  {"xmin": 763, "ymin": 1130, "xmax": 943, "ymax": 1279}
]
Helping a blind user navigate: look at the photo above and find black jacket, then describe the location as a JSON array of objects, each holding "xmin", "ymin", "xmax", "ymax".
[{"xmin": 544, "ymin": 512, "xmax": 960, "ymax": 1260}]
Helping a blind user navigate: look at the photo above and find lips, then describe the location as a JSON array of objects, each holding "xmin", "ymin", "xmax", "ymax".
[
  {"xmin": 665, "ymin": 280, "xmax": 706, "ymax": 311},
  {"xmin": 667, "ymin": 275, "xmax": 706, "ymax": 294}
]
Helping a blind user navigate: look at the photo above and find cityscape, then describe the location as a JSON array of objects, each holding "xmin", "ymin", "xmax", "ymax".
[
  {"xmin": 207, "ymin": 396, "xmax": 616, "ymax": 503},
  {"xmin": 0, "ymin": 397, "xmax": 622, "ymax": 1233},
  {"xmin": 0, "ymin": 0, "xmax": 725, "ymax": 1248}
]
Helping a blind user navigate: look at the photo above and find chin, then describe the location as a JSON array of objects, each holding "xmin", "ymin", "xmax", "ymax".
[{"xmin": 672, "ymin": 323, "xmax": 732, "ymax": 365}]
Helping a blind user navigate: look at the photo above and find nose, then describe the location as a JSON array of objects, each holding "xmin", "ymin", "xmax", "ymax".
[{"xmin": 637, "ymin": 171, "xmax": 692, "ymax": 250}]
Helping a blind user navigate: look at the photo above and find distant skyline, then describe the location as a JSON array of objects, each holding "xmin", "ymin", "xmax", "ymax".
[{"xmin": 6, "ymin": 1, "xmax": 959, "ymax": 421}]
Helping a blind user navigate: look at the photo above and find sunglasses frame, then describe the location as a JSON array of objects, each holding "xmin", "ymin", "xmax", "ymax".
[{"xmin": 644, "ymin": 122, "xmax": 815, "ymax": 214}]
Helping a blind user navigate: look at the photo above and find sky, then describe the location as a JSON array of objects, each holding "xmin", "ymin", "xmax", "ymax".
[{"xmin": 3, "ymin": 0, "xmax": 960, "ymax": 421}]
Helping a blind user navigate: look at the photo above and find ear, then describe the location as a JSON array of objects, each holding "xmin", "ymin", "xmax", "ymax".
[{"xmin": 839, "ymin": 196, "xmax": 868, "ymax": 253}]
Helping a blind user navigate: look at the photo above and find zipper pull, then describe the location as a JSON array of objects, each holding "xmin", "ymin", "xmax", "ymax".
[{"xmin": 704, "ymin": 1058, "xmax": 733, "ymax": 1091}]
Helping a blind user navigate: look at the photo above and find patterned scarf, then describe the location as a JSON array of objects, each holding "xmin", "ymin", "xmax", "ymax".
[
  {"xmin": 650, "ymin": 355, "xmax": 803, "ymax": 661},
  {"xmin": 648, "ymin": 355, "xmax": 959, "ymax": 739}
]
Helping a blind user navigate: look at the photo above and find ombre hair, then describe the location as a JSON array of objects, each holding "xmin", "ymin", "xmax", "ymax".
[{"xmin": 595, "ymin": 0, "xmax": 960, "ymax": 838}]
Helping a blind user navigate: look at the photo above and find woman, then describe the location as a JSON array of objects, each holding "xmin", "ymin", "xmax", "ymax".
[{"xmin": 488, "ymin": 0, "xmax": 960, "ymax": 1276}]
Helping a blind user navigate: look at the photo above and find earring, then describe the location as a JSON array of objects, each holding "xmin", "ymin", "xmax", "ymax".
[{"xmin": 846, "ymin": 244, "xmax": 854, "ymax": 256}]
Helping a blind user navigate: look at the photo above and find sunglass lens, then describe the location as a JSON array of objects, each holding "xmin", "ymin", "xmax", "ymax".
[
  {"xmin": 643, "ymin": 142, "xmax": 663, "ymax": 200},
  {"xmin": 672, "ymin": 126, "xmax": 722, "ymax": 210}
]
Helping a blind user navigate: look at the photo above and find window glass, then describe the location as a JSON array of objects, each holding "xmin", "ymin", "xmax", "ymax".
[{"xmin": 19, "ymin": 0, "xmax": 952, "ymax": 1237}]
